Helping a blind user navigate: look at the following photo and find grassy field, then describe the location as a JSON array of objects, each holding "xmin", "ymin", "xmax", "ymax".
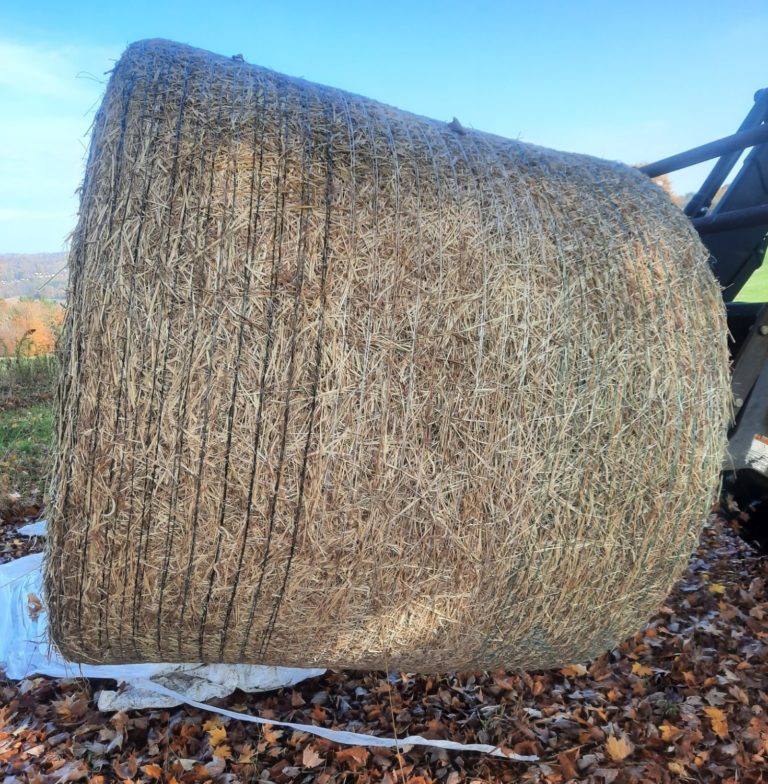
[
  {"xmin": 0, "ymin": 402, "xmax": 53, "ymax": 500},
  {"xmin": 0, "ymin": 354, "xmax": 56, "ymax": 505},
  {"xmin": 0, "ymin": 353, "xmax": 57, "ymax": 396}
]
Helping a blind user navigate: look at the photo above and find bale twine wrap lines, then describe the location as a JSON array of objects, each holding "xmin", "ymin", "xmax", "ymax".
[{"xmin": 46, "ymin": 39, "xmax": 730, "ymax": 669}]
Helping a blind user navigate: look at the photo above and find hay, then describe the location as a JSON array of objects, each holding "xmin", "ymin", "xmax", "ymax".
[{"xmin": 46, "ymin": 39, "xmax": 730, "ymax": 669}]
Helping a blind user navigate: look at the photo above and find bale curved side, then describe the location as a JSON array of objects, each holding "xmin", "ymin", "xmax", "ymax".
[{"xmin": 45, "ymin": 38, "xmax": 730, "ymax": 669}]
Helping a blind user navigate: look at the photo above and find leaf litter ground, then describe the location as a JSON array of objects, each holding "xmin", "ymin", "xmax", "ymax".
[{"xmin": 0, "ymin": 505, "xmax": 766, "ymax": 783}]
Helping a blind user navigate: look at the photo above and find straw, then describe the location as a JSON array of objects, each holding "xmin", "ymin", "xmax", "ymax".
[{"xmin": 45, "ymin": 39, "xmax": 730, "ymax": 669}]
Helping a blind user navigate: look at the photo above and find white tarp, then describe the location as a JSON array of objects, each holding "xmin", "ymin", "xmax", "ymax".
[
  {"xmin": 0, "ymin": 551, "xmax": 324, "ymax": 711},
  {"xmin": 0, "ymin": 525, "xmax": 536, "ymax": 761}
]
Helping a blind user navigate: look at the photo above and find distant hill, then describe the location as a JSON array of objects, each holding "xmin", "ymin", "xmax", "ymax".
[{"xmin": 0, "ymin": 253, "xmax": 68, "ymax": 300}]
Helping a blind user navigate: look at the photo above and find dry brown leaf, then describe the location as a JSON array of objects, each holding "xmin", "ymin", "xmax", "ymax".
[
  {"xmin": 111, "ymin": 711, "xmax": 129, "ymax": 732},
  {"xmin": 560, "ymin": 664, "xmax": 587, "ymax": 678},
  {"xmin": 51, "ymin": 694, "xmax": 89, "ymax": 720},
  {"xmin": 729, "ymin": 684, "xmax": 750, "ymax": 705},
  {"xmin": 682, "ymin": 670, "xmax": 697, "ymax": 687},
  {"xmin": 238, "ymin": 743, "xmax": 256, "ymax": 764},
  {"xmin": 186, "ymin": 763, "xmax": 211, "ymax": 782},
  {"xmin": 557, "ymin": 750, "xmax": 578, "ymax": 779},
  {"xmin": 26, "ymin": 592, "xmax": 42, "ymax": 621},
  {"xmin": 178, "ymin": 721, "xmax": 198, "ymax": 739},
  {"xmin": 141, "ymin": 763, "xmax": 163, "ymax": 780},
  {"xmin": 668, "ymin": 760, "xmax": 687, "ymax": 776},
  {"xmin": 605, "ymin": 734, "xmax": 634, "ymax": 762},
  {"xmin": 704, "ymin": 706, "xmax": 729, "ymax": 739},
  {"xmin": 262, "ymin": 724, "xmax": 282, "ymax": 744},
  {"xmin": 659, "ymin": 723, "xmax": 682, "ymax": 742},
  {"xmin": 208, "ymin": 724, "xmax": 227, "ymax": 747},
  {"xmin": 492, "ymin": 671, "xmax": 517, "ymax": 690},
  {"xmin": 311, "ymin": 704, "xmax": 327, "ymax": 721},
  {"xmin": 631, "ymin": 662, "xmax": 653, "ymax": 677},
  {"xmin": 213, "ymin": 743, "xmax": 232, "ymax": 759},
  {"xmin": 302, "ymin": 744, "xmax": 324, "ymax": 768},
  {"xmin": 336, "ymin": 746, "xmax": 370, "ymax": 769},
  {"xmin": 202, "ymin": 717, "xmax": 223, "ymax": 733},
  {"xmin": 112, "ymin": 753, "xmax": 138, "ymax": 781},
  {"xmin": 53, "ymin": 760, "xmax": 89, "ymax": 782}
]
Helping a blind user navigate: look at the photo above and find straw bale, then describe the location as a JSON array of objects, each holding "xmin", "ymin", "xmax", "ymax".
[{"xmin": 46, "ymin": 39, "xmax": 730, "ymax": 669}]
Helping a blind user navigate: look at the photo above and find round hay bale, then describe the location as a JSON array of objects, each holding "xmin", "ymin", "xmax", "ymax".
[{"xmin": 46, "ymin": 39, "xmax": 730, "ymax": 669}]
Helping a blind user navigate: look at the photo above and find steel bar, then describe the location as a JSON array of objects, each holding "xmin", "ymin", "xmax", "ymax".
[
  {"xmin": 685, "ymin": 88, "xmax": 768, "ymax": 217},
  {"xmin": 640, "ymin": 123, "xmax": 768, "ymax": 179},
  {"xmin": 692, "ymin": 203, "xmax": 768, "ymax": 234}
]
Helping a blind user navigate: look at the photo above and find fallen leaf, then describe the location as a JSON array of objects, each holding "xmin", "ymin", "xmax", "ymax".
[
  {"xmin": 141, "ymin": 763, "xmax": 163, "ymax": 780},
  {"xmin": 111, "ymin": 711, "xmax": 129, "ymax": 738},
  {"xmin": 208, "ymin": 724, "xmax": 227, "ymax": 747},
  {"xmin": 187, "ymin": 763, "xmax": 212, "ymax": 782},
  {"xmin": 709, "ymin": 582, "xmax": 726, "ymax": 594},
  {"xmin": 311, "ymin": 703, "xmax": 327, "ymax": 721},
  {"xmin": 557, "ymin": 750, "xmax": 578, "ymax": 779},
  {"xmin": 206, "ymin": 757, "xmax": 226, "ymax": 777},
  {"xmin": 51, "ymin": 693, "xmax": 89, "ymax": 721},
  {"xmin": 336, "ymin": 746, "xmax": 370, "ymax": 769},
  {"xmin": 631, "ymin": 662, "xmax": 653, "ymax": 677},
  {"xmin": 238, "ymin": 743, "xmax": 256, "ymax": 764},
  {"xmin": 560, "ymin": 664, "xmax": 587, "ymax": 678},
  {"xmin": 262, "ymin": 724, "xmax": 282, "ymax": 744},
  {"xmin": 302, "ymin": 744, "xmax": 324, "ymax": 768},
  {"xmin": 659, "ymin": 723, "xmax": 682, "ymax": 742},
  {"xmin": 704, "ymin": 706, "xmax": 729, "ymax": 739},
  {"xmin": 213, "ymin": 743, "xmax": 232, "ymax": 759},
  {"xmin": 605, "ymin": 734, "xmax": 634, "ymax": 762},
  {"xmin": 26, "ymin": 592, "xmax": 42, "ymax": 620},
  {"xmin": 112, "ymin": 753, "xmax": 138, "ymax": 781},
  {"xmin": 53, "ymin": 760, "xmax": 89, "ymax": 782}
]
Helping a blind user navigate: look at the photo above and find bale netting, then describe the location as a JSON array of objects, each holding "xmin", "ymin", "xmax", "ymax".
[{"xmin": 46, "ymin": 38, "xmax": 730, "ymax": 670}]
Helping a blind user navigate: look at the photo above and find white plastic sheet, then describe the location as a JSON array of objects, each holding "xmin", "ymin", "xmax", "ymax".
[
  {"xmin": 0, "ymin": 552, "xmax": 323, "ymax": 710},
  {"xmin": 1, "ymin": 533, "xmax": 537, "ymax": 762},
  {"xmin": 138, "ymin": 680, "xmax": 538, "ymax": 760}
]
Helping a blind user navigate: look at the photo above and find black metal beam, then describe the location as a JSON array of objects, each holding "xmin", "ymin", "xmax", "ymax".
[
  {"xmin": 685, "ymin": 89, "xmax": 768, "ymax": 218},
  {"xmin": 639, "ymin": 123, "xmax": 768, "ymax": 178},
  {"xmin": 692, "ymin": 203, "xmax": 768, "ymax": 234}
]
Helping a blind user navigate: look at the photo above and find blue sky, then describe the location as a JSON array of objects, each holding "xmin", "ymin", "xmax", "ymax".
[{"xmin": 1, "ymin": 0, "xmax": 767, "ymax": 253}]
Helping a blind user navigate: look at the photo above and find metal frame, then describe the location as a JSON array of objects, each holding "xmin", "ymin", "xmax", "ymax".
[
  {"xmin": 642, "ymin": 88, "xmax": 768, "ymax": 303},
  {"xmin": 642, "ymin": 88, "xmax": 768, "ymax": 485}
]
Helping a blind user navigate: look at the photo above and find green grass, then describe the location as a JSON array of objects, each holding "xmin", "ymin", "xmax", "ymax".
[
  {"xmin": 0, "ymin": 353, "xmax": 57, "ymax": 506},
  {"xmin": 734, "ymin": 249, "xmax": 768, "ymax": 303},
  {"xmin": 0, "ymin": 402, "xmax": 54, "ymax": 503}
]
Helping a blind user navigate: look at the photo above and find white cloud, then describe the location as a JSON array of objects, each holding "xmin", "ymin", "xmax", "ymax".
[
  {"xmin": 0, "ymin": 38, "xmax": 119, "ymax": 252},
  {"xmin": 0, "ymin": 41, "xmax": 98, "ymax": 101}
]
